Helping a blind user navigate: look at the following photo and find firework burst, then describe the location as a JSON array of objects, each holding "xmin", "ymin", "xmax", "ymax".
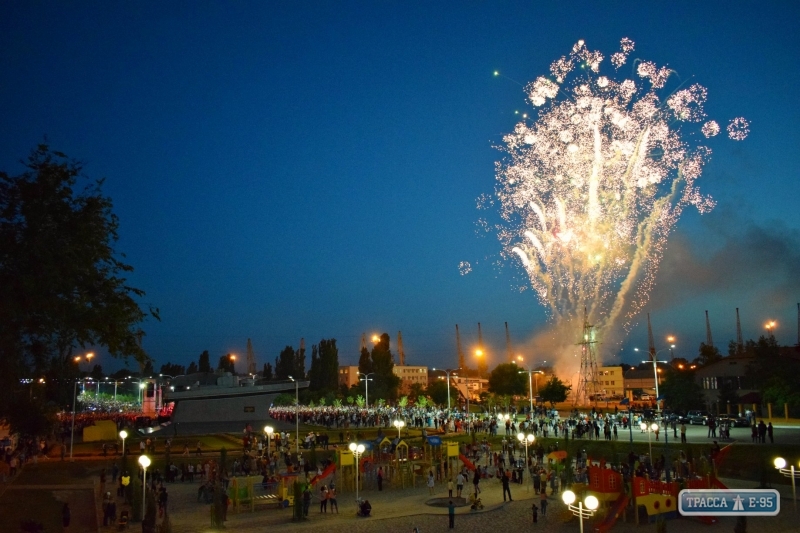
[{"xmin": 491, "ymin": 38, "xmax": 747, "ymax": 338}]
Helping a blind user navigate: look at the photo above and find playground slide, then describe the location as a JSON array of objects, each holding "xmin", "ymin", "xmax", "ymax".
[
  {"xmin": 594, "ymin": 494, "xmax": 629, "ymax": 533},
  {"xmin": 309, "ymin": 463, "xmax": 336, "ymax": 486},
  {"xmin": 459, "ymin": 454, "xmax": 476, "ymax": 471}
]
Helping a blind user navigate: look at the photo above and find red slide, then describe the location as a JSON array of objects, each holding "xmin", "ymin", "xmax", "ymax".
[
  {"xmin": 594, "ymin": 494, "xmax": 628, "ymax": 533},
  {"xmin": 309, "ymin": 462, "xmax": 336, "ymax": 486},
  {"xmin": 459, "ymin": 454, "xmax": 476, "ymax": 471}
]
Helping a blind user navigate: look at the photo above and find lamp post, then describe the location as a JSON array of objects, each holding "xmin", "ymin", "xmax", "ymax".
[
  {"xmin": 349, "ymin": 442, "xmax": 365, "ymax": 503},
  {"xmin": 393, "ymin": 419, "xmax": 405, "ymax": 439},
  {"xmin": 765, "ymin": 321, "xmax": 777, "ymax": 340},
  {"xmin": 288, "ymin": 376, "xmax": 299, "ymax": 454},
  {"xmin": 517, "ymin": 433, "xmax": 535, "ymax": 491},
  {"xmin": 636, "ymin": 346, "xmax": 672, "ymax": 414},
  {"xmin": 264, "ymin": 426, "xmax": 274, "ymax": 458},
  {"xmin": 640, "ymin": 422, "xmax": 659, "ymax": 460},
  {"xmin": 358, "ymin": 372, "xmax": 374, "ymax": 407},
  {"xmin": 437, "ymin": 369, "xmax": 458, "ymax": 413},
  {"xmin": 138, "ymin": 455, "xmax": 151, "ymax": 521},
  {"xmin": 774, "ymin": 457, "xmax": 799, "ymax": 513},
  {"xmin": 519, "ymin": 368, "xmax": 544, "ymax": 415},
  {"xmin": 120, "ymin": 430, "xmax": 128, "ymax": 456},
  {"xmin": 562, "ymin": 491, "xmax": 599, "ymax": 533}
]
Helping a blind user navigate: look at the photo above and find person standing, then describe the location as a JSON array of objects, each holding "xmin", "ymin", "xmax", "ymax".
[
  {"xmin": 502, "ymin": 470, "xmax": 513, "ymax": 502},
  {"xmin": 680, "ymin": 423, "xmax": 687, "ymax": 443},
  {"xmin": 448, "ymin": 500, "xmax": 455, "ymax": 529},
  {"xmin": 456, "ymin": 472, "xmax": 464, "ymax": 498},
  {"xmin": 447, "ymin": 477, "xmax": 454, "ymax": 498},
  {"xmin": 302, "ymin": 486, "xmax": 311, "ymax": 517},
  {"xmin": 428, "ymin": 471, "xmax": 436, "ymax": 495},
  {"xmin": 377, "ymin": 466, "xmax": 384, "ymax": 491},
  {"xmin": 767, "ymin": 422, "xmax": 774, "ymax": 443},
  {"xmin": 319, "ymin": 485, "xmax": 328, "ymax": 513},
  {"xmin": 539, "ymin": 489, "xmax": 548, "ymax": 516},
  {"xmin": 328, "ymin": 484, "xmax": 338, "ymax": 513}
]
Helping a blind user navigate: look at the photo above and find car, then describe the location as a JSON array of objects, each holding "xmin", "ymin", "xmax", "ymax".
[
  {"xmin": 687, "ymin": 410, "xmax": 710, "ymax": 425},
  {"xmin": 717, "ymin": 414, "xmax": 749, "ymax": 428}
]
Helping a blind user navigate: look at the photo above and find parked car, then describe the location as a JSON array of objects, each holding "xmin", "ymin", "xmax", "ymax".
[
  {"xmin": 717, "ymin": 414, "xmax": 749, "ymax": 428},
  {"xmin": 687, "ymin": 410, "xmax": 710, "ymax": 425}
]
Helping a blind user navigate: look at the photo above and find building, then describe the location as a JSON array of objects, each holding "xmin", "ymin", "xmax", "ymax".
[
  {"xmin": 595, "ymin": 366, "xmax": 625, "ymax": 398},
  {"xmin": 452, "ymin": 376, "xmax": 488, "ymax": 401},
  {"xmin": 623, "ymin": 365, "xmax": 666, "ymax": 396},
  {"xmin": 392, "ymin": 365, "xmax": 428, "ymax": 394},
  {"xmin": 338, "ymin": 366, "xmax": 360, "ymax": 389},
  {"xmin": 693, "ymin": 354, "xmax": 759, "ymax": 411}
]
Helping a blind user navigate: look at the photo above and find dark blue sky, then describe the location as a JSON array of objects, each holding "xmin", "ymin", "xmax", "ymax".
[{"xmin": 2, "ymin": 2, "xmax": 798, "ymax": 373}]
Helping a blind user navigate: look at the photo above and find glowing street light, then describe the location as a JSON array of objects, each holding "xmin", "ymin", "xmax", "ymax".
[
  {"xmin": 516, "ymin": 432, "xmax": 535, "ymax": 491},
  {"xmin": 349, "ymin": 442, "xmax": 366, "ymax": 503},
  {"xmin": 774, "ymin": 457, "xmax": 799, "ymax": 513},
  {"xmin": 138, "ymin": 455, "xmax": 151, "ymax": 520},
  {"xmin": 640, "ymin": 422, "xmax": 659, "ymax": 459},
  {"xmin": 562, "ymin": 490, "xmax": 599, "ymax": 533},
  {"xmin": 264, "ymin": 426, "xmax": 274, "ymax": 458},
  {"xmin": 371, "ymin": 334, "xmax": 380, "ymax": 343},
  {"xmin": 393, "ymin": 419, "xmax": 405, "ymax": 439},
  {"xmin": 765, "ymin": 321, "xmax": 777, "ymax": 339},
  {"xmin": 119, "ymin": 430, "xmax": 128, "ymax": 456}
]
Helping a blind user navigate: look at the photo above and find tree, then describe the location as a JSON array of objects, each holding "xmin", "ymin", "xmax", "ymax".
[
  {"xmin": 427, "ymin": 380, "xmax": 458, "ymax": 407},
  {"xmin": 370, "ymin": 333, "xmax": 401, "ymax": 401},
  {"xmin": 0, "ymin": 145, "xmax": 158, "ymax": 419},
  {"xmin": 90, "ymin": 364, "xmax": 104, "ymax": 380},
  {"xmin": 198, "ymin": 350, "xmax": 211, "ymax": 373},
  {"xmin": 539, "ymin": 376, "xmax": 571, "ymax": 407},
  {"xmin": 694, "ymin": 342, "xmax": 722, "ymax": 367},
  {"xmin": 357, "ymin": 347, "xmax": 372, "ymax": 375},
  {"xmin": 217, "ymin": 354, "xmax": 235, "ymax": 373},
  {"xmin": 659, "ymin": 368, "xmax": 704, "ymax": 413},
  {"xmin": 275, "ymin": 346, "xmax": 296, "ymax": 380},
  {"xmin": 309, "ymin": 339, "xmax": 340, "ymax": 395},
  {"xmin": 186, "ymin": 361, "xmax": 198, "ymax": 374},
  {"xmin": 488, "ymin": 363, "xmax": 527, "ymax": 396},
  {"xmin": 409, "ymin": 382, "xmax": 425, "ymax": 399},
  {"xmin": 262, "ymin": 362, "xmax": 273, "ymax": 380},
  {"xmin": 160, "ymin": 362, "xmax": 186, "ymax": 377}
]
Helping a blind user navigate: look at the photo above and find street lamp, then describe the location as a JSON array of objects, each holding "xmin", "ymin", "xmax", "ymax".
[
  {"xmin": 774, "ymin": 457, "xmax": 799, "ymax": 513},
  {"xmin": 516, "ymin": 433, "xmax": 535, "ymax": 491},
  {"xmin": 349, "ymin": 442, "xmax": 366, "ymax": 503},
  {"xmin": 435, "ymin": 368, "xmax": 458, "ymax": 413},
  {"xmin": 138, "ymin": 455, "xmax": 151, "ymax": 521},
  {"xmin": 288, "ymin": 376, "xmax": 299, "ymax": 454},
  {"xmin": 640, "ymin": 422, "xmax": 659, "ymax": 459},
  {"xmin": 393, "ymin": 420, "xmax": 405, "ymax": 439},
  {"xmin": 636, "ymin": 346, "xmax": 672, "ymax": 413},
  {"xmin": 765, "ymin": 321, "xmax": 777, "ymax": 340},
  {"xmin": 69, "ymin": 377, "xmax": 83, "ymax": 461},
  {"xmin": 120, "ymin": 430, "xmax": 128, "ymax": 456},
  {"xmin": 358, "ymin": 372, "xmax": 374, "ymax": 407},
  {"xmin": 562, "ymin": 491, "xmax": 599, "ymax": 533},
  {"xmin": 264, "ymin": 426, "xmax": 274, "ymax": 458},
  {"xmin": 519, "ymin": 367, "xmax": 544, "ymax": 415}
]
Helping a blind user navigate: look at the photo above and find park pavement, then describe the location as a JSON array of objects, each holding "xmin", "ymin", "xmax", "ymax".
[{"xmin": 160, "ymin": 468, "xmax": 800, "ymax": 533}]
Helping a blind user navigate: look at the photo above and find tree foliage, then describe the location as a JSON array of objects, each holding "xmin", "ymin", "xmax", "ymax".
[
  {"xmin": 0, "ymin": 145, "xmax": 157, "ymax": 420},
  {"xmin": 488, "ymin": 363, "xmax": 527, "ymax": 396},
  {"xmin": 368, "ymin": 333, "xmax": 401, "ymax": 402},
  {"xmin": 308, "ymin": 339, "xmax": 339, "ymax": 394},
  {"xmin": 426, "ymin": 379, "xmax": 458, "ymax": 407},
  {"xmin": 275, "ymin": 345, "xmax": 305, "ymax": 380},
  {"xmin": 217, "ymin": 354, "xmax": 235, "ymax": 373},
  {"xmin": 198, "ymin": 350, "xmax": 211, "ymax": 373},
  {"xmin": 262, "ymin": 362, "xmax": 273, "ymax": 380},
  {"xmin": 539, "ymin": 376, "xmax": 571, "ymax": 407},
  {"xmin": 660, "ymin": 368, "xmax": 704, "ymax": 412},
  {"xmin": 160, "ymin": 362, "xmax": 185, "ymax": 377},
  {"xmin": 695, "ymin": 342, "xmax": 722, "ymax": 367}
]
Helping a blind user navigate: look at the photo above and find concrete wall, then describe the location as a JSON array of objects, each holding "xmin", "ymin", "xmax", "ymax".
[{"xmin": 171, "ymin": 392, "xmax": 280, "ymax": 423}]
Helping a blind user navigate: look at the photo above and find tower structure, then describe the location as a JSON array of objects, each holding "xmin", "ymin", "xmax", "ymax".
[
  {"xmin": 246, "ymin": 338, "xmax": 257, "ymax": 375},
  {"xmin": 455, "ymin": 325, "xmax": 465, "ymax": 369},
  {"xmin": 360, "ymin": 333, "xmax": 367, "ymax": 352},
  {"xmin": 705, "ymin": 310, "xmax": 714, "ymax": 348},
  {"xmin": 574, "ymin": 307, "xmax": 600, "ymax": 406},
  {"xmin": 647, "ymin": 313, "xmax": 656, "ymax": 360},
  {"xmin": 505, "ymin": 322, "xmax": 513, "ymax": 363},
  {"xmin": 735, "ymin": 308, "xmax": 744, "ymax": 354},
  {"xmin": 397, "ymin": 331, "xmax": 405, "ymax": 366}
]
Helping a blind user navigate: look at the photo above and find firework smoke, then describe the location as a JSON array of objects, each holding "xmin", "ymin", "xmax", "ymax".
[{"xmin": 489, "ymin": 38, "xmax": 747, "ymax": 357}]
